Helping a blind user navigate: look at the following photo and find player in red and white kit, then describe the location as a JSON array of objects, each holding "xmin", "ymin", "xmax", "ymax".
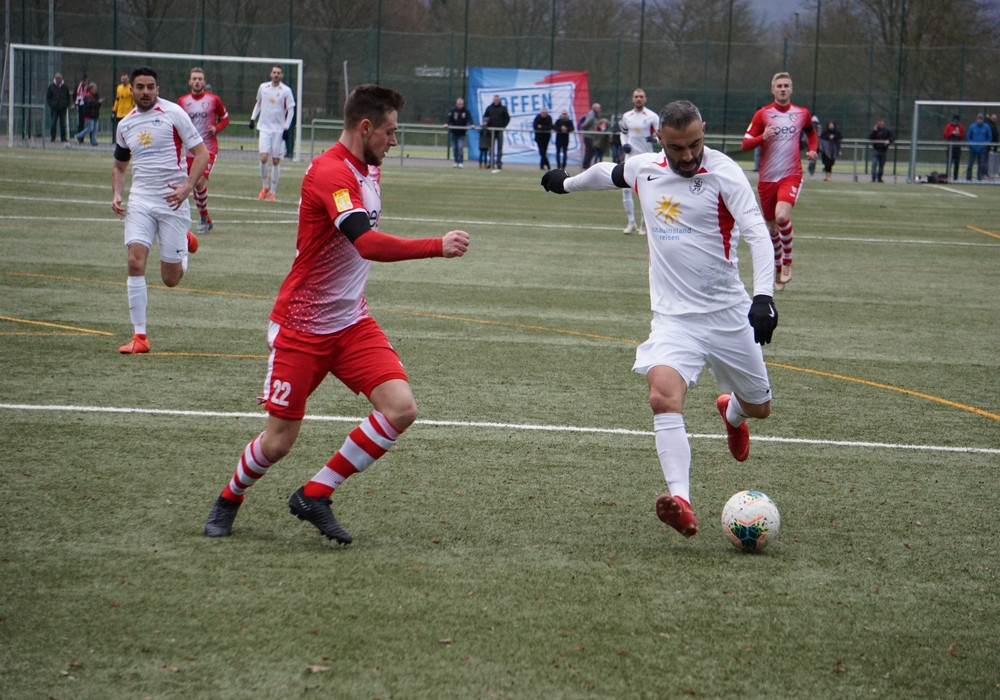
[
  {"xmin": 112, "ymin": 66, "xmax": 208, "ymax": 354},
  {"xmin": 204, "ymin": 85, "xmax": 470, "ymax": 543},
  {"xmin": 178, "ymin": 67, "xmax": 229, "ymax": 233},
  {"xmin": 541, "ymin": 100, "xmax": 778, "ymax": 540},
  {"xmin": 741, "ymin": 72, "xmax": 817, "ymax": 290},
  {"xmin": 619, "ymin": 88, "xmax": 660, "ymax": 235}
]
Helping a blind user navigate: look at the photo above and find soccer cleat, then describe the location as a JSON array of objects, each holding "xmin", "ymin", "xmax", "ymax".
[
  {"xmin": 197, "ymin": 217, "xmax": 213, "ymax": 234},
  {"xmin": 118, "ymin": 334, "xmax": 150, "ymax": 354},
  {"xmin": 717, "ymin": 394, "xmax": 750, "ymax": 462},
  {"xmin": 258, "ymin": 187, "xmax": 268, "ymax": 200},
  {"xmin": 186, "ymin": 231, "xmax": 199, "ymax": 254},
  {"xmin": 638, "ymin": 222, "xmax": 648, "ymax": 236},
  {"xmin": 623, "ymin": 221, "xmax": 637, "ymax": 234},
  {"xmin": 288, "ymin": 486, "xmax": 352, "ymax": 544},
  {"xmin": 656, "ymin": 494, "xmax": 699, "ymax": 538},
  {"xmin": 267, "ymin": 192, "xmax": 276, "ymax": 201},
  {"xmin": 779, "ymin": 264, "xmax": 792, "ymax": 284},
  {"xmin": 204, "ymin": 495, "xmax": 242, "ymax": 537}
]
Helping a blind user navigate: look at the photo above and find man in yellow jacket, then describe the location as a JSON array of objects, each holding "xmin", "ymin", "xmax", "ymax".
[{"xmin": 111, "ymin": 73, "xmax": 134, "ymax": 144}]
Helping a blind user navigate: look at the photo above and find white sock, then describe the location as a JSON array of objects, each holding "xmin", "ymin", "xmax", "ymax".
[
  {"xmin": 726, "ymin": 393, "xmax": 749, "ymax": 427},
  {"xmin": 127, "ymin": 275, "xmax": 147, "ymax": 335},
  {"xmin": 622, "ymin": 190, "xmax": 635, "ymax": 224},
  {"xmin": 260, "ymin": 161, "xmax": 269, "ymax": 188},
  {"xmin": 653, "ymin": 412, "xmax": 691, "ymax": 504},
  {"xmin": 270, "ymin": 164, "xmax": 281, "ymax": 194}
]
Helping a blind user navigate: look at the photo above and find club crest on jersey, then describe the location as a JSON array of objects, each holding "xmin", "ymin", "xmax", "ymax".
[
  {"xmin": 688, "ymin": 178, "xmax": 706, "ymax": 195},
  {"xmin": 333, "ymin": 188, "xmax": 352, "ymax": 212}
]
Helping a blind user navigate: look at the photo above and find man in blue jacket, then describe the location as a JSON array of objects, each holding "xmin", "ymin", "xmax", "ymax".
[{"xmin": 965, "ymin": 113, "xmax": 993, "ymax": 181}]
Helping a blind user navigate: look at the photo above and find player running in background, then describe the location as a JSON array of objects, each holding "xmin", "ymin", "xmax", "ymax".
[
  {"xmin": 112, "ymin": 66, "xmax": 208, "ymax": 354},
  {"xmin": 178, "ymin": 67, "xmax": 229, "ymax": 233},
  {"xmin": 250, "ymin": 65, "xmax": 295, "ymax": 200},
  {"xmin": 540, "ymin": 100, "xmax": 777, "ymax": 540},
  {"xmin": 741, "ymin": 72, "xmax": 817, "ymax": 291},
  {"xmin": 619, "ymin": 88, "xmax": 660, "ymax": 235},
  {"xmin": 204, "ymin": 84, "xmax": 470, "ymax": 543}
]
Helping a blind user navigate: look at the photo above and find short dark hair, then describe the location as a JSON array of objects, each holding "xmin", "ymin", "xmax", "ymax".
[
  {"xmin": 130, "ymin": 66, "xmax": 158, "ymax": 84},
  {"xmin": 658, "ymin": 100, "xmax": 702, "ymax": 131},
  {"xmin": 344, "ymin": 84, "xmax": 405, "ymax": 129}
]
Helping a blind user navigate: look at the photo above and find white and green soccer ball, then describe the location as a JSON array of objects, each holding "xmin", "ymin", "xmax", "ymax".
[{"xmin": 721, "ymin": 490, "xmax": 780, "ymax": 552}]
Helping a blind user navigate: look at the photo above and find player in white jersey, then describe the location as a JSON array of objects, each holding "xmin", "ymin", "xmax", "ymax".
[
  {"xmin": 250, "ymin": 65, "xmax": 295, "ymax": 200},
  {"xmin": 112, "ymin": 65, "xmax": 208, "ymax": 354},
  {"xmin": 541, "ymin": 100, "xmax": 778, "ymax": 541},
  {"xmin": 178, "ymin": 67, "xmax": 230, "ymax": 233},
  {"xmin": 619, "ymin": 88, "xmax": 660, "ymax": 235}
]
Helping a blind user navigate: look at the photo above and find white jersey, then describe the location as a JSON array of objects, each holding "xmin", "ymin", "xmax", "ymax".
[
  {"xmin": 251, "ymin": 81, "xmax": 295, "ymax": 133},
  {"xmin": 620, "ymin": 107, "xmax": 660, "ymax": 157},
  {"xmin": 115, "ymin": 98, "xmax": 203, "ymax": 199}
]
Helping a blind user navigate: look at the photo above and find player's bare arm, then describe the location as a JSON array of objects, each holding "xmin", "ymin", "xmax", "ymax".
[
  {"xmin": 111, "ymin": 157, "xmax": 129, "ymax": 218},
  {"xmin": 165, "ymin": 142, "xmax": 209, "ymax": 209}
]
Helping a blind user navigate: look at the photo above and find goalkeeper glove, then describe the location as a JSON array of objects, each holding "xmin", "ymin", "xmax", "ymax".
[
  {"xmin": 622, "ymin": 143, "xmax": 633, "ymax": 154},
  {"xmin": 645, "ymin": 135, "xmax": 658, "ymax": 144},
  {"xmin": 248, "ymin": 119, "xmax": 255, "ymax": 130},
  {"xmin": 747, "ymin": 295, "xmax": 778, "ymax": 345},
  {"xmin": 541, "ymin": 169, "xmax": 570, "ymax": 194},
  {"xmin": 282, "ymin": 129, "xmax": 289, "ymax": 140}
]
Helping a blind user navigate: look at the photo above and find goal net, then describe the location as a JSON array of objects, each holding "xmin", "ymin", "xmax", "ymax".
[
  {"xmin": 5, "ymin": 44, "xmax": 304, "ymax": 161},
  {"xmin": 909, "ymin": 100, "xmax": 1000, "ymax": 183}
]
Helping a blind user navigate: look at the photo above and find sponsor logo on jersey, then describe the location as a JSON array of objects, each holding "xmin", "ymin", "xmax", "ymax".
[
  {"xmin": 138, "ymin": 130, "xmax": 153, "ymax": 148},
  {"xmin": 655, "ymin": 196, "xmax": 683, "ymax": 225}
]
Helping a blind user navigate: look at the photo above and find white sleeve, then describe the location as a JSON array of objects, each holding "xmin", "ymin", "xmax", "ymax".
[
  {"xmin": 250, "ymin": 85, "xmax": 262, "ymax": 123},
  {"xmin": 564, "ymin": 162, "xmax": 619, "ymax": 192},
  {"xmin": 283, "ymin": 86, "xmax": 295, "ymax": 130},
  {"xmin": 721, "ymin": 162, "xmax": 773, "ymax": 297},
  {"xmin": 619, "ymin": 113, "xmax": 631, "ymax": 148}
]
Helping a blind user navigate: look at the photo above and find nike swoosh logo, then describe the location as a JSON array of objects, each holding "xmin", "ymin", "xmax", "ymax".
[
  {"xmin": 768, "ymin": 308, "xmax": 775, "ymax": 317},
  {"xmin": 646, "ymin": 175, "xmax": 661, "ymax": 181}
]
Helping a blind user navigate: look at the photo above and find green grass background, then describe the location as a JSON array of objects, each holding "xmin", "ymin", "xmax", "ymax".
[{"xmin": 1, "ymin": 148, "xmax": 998, "ymax": 698}]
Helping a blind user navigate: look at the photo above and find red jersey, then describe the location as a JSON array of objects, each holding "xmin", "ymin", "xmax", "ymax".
[
  {"xmin": 742, "ymin": 102, "xmax": 817, "ymax": 183},
  {"xmin": 177, "ymin": 92, "xmax": 229, "ymax": 156},
  {"xmin": 270, "ymin": 142, "xmax": 382, "ymax": 335}
]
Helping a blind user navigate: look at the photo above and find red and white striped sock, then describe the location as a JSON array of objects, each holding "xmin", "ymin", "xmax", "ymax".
[
  {"xmin": 778, "ymin": 220, "xmax": 794, "ymax": 264},
  {"xmin": 303, "ymin": 411, "xmax": 402, "ymax": 499},
  {"xmin": 221, "ymin": 432, "xmax": 276, "ymax": 502},
  {"xmin": 769, "ymin": 227, "xmax": 782, "ymax": 271},
  {"xmin": 193, "ymin": 185, "xmax": 209, "ymax": 219}
]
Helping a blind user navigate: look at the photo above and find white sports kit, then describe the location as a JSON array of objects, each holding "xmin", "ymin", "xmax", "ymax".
[
  {"xmin": 252, "ymin": 81, "xmax": 295, "ymax": 155},
  {"xmin": 116, "ymin": 98, "xmax": 204, "ymax": 262}
]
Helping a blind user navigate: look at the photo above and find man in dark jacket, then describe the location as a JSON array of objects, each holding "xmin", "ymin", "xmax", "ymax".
[
  {"xmin": 46, "ymin": 72, "xmax": 72, "ymax": 142},
  {"xmin": 445, "ymin": 97, "xmax": 473, "ymax": 168},
  {"xmin": 482, "ymin": 95, "xmax": 510, "ymax": 171},
  {"xmin": 553, "ymin": 109, "xmax": 574, "ymax": 169},
  {"xmin": 532, "ymin": 107, "xmax": 553, "ymax": 170},
  {"xmin": 868, "ymin": 118, "xmax": 894, "ymax": 183}
]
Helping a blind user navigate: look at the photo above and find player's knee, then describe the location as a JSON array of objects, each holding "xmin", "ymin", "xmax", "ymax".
[{"xmin": 390, "ymin": 401, "xmax": 418, "ymax": 432}]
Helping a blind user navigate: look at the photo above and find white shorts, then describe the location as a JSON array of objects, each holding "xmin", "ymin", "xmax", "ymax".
[
  {"xmin": 633, "ymin": 305, "xmax": 772, "ymax": 405},
  {"xmin": 258, "ymin": 130, "xmax": 285, "ymax": 158},
  {"xmin": 123, "ymin": 194, "xmax": 191, "ymax": 264}
]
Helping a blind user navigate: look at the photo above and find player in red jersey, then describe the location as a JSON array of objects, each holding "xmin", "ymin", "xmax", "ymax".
[
  {"xmin": 204, "ymin": 84, "xmax": 470, "ymax": 543},
  {"xmin": 178, "ymin": 67, "xmax": 229, "ymax": 233},
  {"xmin": 741, "ymin": 72, "xmax": 817, "ymax": 290}
]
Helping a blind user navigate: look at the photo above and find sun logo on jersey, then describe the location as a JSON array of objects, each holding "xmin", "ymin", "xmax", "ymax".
[
  {"xmin": 137, "ymin": 130, "xmax": 153, "ymax": 148},
  {"xmin": 654, "ymin": 196, "xmax": 682, "ymax": 225}
]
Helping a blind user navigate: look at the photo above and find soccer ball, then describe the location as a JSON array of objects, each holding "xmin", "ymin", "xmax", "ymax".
[{"xmin": 721, "ymin": 490, "xmax": 780, "ymax": 552}]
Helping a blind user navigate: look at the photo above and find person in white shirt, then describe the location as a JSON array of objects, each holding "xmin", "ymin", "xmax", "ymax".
[
  {"xmin": 619, "ymin": 88, "xmax": 660, "ymax": 235},
  {"xmin": 250, "ymin": 65, "xmax": 295, "ymax": 200},
  {"xmin": 112, "ymin": 65, "xmax": 209, "ymax": 354},
  {"xmin": 540, "ymin": 99, "xmax": 778, "ymax": 541}
]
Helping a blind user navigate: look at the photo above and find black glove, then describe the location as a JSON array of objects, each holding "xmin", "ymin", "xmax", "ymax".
[
  {"xmin": 622, "ymin": 143, "xmax": 633, "ymax": 154},
  {"xmin": 282, "ymin": 129, "xmax": 289, "ymax": 140},
  {"xmin": 645, "ymin": 135, "xmax": 658, "ymax": 144},
  {"xmin": 541, "ymin": 169, "xmax": 570, "ymax": 194},
  {"xmin": 747, "ymin": 295, "xmax": 778, "ymax": 345},
  {"xmin": 249, "ymin": 119, "xmax": 255, "ymax": 130}
]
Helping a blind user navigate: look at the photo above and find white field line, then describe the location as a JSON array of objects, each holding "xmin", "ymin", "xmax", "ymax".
[{"xmin": 2, "ymin": 403, "xmax": 997, "ymax": 455}]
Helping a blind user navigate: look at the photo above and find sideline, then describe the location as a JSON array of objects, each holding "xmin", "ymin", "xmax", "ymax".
[{"xmin": 2, "ymin": 403, "xmax": 998, "ymax": 455}]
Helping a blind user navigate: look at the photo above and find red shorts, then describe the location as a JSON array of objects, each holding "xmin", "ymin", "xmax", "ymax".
[
  {"xmin": 756, "ymin": 175, "xmax": 802, "ymax": 220},
  {"xmin": 260, "ymin": 317, "xmax": 409, "ymax": 421},
  {"xmin": 186, "ymin": 152, "xmax": 217, "ymax": 181}
]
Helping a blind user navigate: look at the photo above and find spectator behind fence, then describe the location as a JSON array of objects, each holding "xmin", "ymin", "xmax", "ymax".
[
  {"xmin": 75, "ymin": 83, "xmax": 103, "ymax": 145},
  {"xmin": 482, "ymin": 95, "xmax": 510, "ymax": 171},
  {"xmin": 46, "ymin": 72, "xmax": 71, "ymax": 143},
  {"xmin": 532, "ymin": 107, "xmax": 553, "ymax": 170},
  {"xmin": 868, "ymin": 118, "xmax": 894, "ymax": 183},
  {"xmin": 942, "ymin": 114, "xmax": 965, "ymax": 182},
  {"xmin": 818, "ymin": 121, "xmax": 842, "ymax": 181},
  {"xmin": 965, "ymin": 113, "xmax": 992, "ymax": 181},
  {"xmin": 553, "ymin": 109, "xmax": 574, "ymax": 169},
  {"xmin": 445, "ymin": 97, "xmax": 473, "ymax": 168},
  {"xmin": 580, "ymin": 102, "xmax": 602, "ymax": 170}
]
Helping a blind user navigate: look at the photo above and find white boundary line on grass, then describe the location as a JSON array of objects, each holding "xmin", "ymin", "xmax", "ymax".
[{"xmin": 2, "ymin": 403, "xmax": 997, "ymax": 455}]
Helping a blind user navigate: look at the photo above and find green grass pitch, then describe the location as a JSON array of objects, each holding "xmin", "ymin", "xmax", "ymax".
[{"xmin": 1, "ymin": 146, "xmax": 998, "ymax": 698}]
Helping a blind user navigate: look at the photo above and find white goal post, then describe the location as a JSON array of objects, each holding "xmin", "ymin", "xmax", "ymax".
[
  {"xmin": 6, "ymin": 44, "xmax": 304, "ymax": 161},
  {"xmin": 909, "ymin": 100, "xmax": 1000, "ymax": 183}
]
